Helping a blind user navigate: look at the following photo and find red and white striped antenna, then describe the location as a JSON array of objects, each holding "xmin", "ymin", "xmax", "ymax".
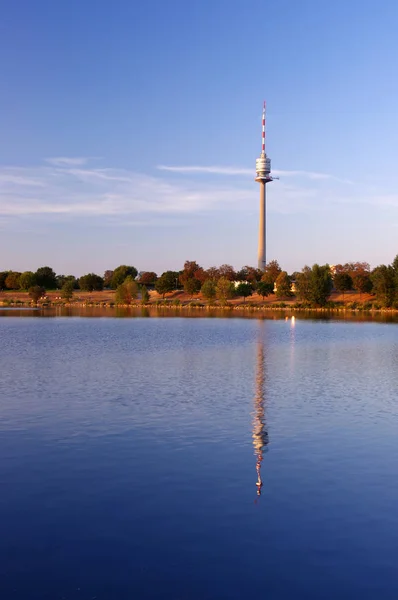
[{"xmin": 262, "ymin": 101, "xmax": 266, "ymax": 154}]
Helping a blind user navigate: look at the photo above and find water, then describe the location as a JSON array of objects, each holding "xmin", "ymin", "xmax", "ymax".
[{"xmin": 1, "ymin": 315, "xmax": 398, "ymax": 599}]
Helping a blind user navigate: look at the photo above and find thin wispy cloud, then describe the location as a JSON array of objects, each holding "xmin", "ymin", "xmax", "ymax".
[
  {"xmin": 0, "ymin": 161, "xmax": 389, "ymax": 227},
  {"xmin": 158, "ymin": 164, "xmax": 353, "ymax": 184},
  {"xmin": 45, "ymin": 156, "xmax": 100, "ymax": 167}
]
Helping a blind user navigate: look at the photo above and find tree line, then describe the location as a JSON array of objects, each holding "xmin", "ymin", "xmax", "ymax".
[{"xmin": 1, "ymin": 256, "xmax": 398, "ymax": 307}]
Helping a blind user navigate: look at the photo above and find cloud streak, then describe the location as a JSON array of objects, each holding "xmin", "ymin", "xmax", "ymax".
[
  {"xmin": 45, "ymin": 156, "xmax": 100, "ymax": 167},
  {"xmin": 158, "ymin": 164, "xmax": 353, "ymax": 184}
]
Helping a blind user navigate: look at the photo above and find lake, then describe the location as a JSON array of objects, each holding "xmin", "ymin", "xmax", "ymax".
[{"xmin": 1, "ymin": 314, "xmax": 398, "ymax": 599}]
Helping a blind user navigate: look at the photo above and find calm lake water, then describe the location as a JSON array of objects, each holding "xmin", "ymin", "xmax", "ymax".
[{"xmin": 1, "ymin": 313, "xmax": 398, "ymax": 599}]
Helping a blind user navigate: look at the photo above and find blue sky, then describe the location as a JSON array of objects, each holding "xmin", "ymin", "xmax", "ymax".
[{"xmin": 1, "ymin": 0, "xmax": 398, "ymax": 276}]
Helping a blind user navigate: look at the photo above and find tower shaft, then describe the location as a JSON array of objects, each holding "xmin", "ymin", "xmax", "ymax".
[{"xmin": 257, "ymin": 182, "xmax": 266, "ymax": 270}]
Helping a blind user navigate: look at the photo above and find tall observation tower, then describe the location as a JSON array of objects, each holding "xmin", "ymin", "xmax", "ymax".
[{"xmin": 255, "ymin": 102, "xmax": 275, "ymax": 271}]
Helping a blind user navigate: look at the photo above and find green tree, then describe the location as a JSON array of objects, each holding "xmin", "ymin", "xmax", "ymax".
[
  {"xmin": 257, "ymin": 281, "xmax": 274, "ymax": 300},
  {"xmin": 236, "ymin": 282, "xmax": 253, "ymax": 303},
  {"xmin": 295, "ymin": 265, "xmax": 332, "ymax": 306},
  {"xmin": 334, "ymin": 272, "xmax": 352, "ymax": 303},
  {"xmin": 155, "ymin": 271, "xmax": 179, "ymax": 298},
  {"xmin": 79, "ymin": 273, "xmax": 104, "ymax": 291},
  {"xmin": 184, "ymin": 277, "xmax": 201, "ymax": 297},
  {"xmin": 141, "ymin": 285, "xmax": 150, "ymax": 304},
  {"xmin": 35, "ymin": 266, "xmax": 57, "ymax": 289},
  {"xmin": 111, "ymin": 265, "xmax": 138, "ymax": 289},
  {"xmin": 28, "ymin": 285, "xmax": 45, "ymax": 303},
  {"xmin": 115, "ymin": 276, "xmax": 138, "ymax": 305},
  {"xmin": 370, "ymin": 265, "xmax": 395, "ymax": 307},
  {"xmin": 0, "ymin": 271, "xmax": 9, "ymax": 290},
  {"xmin": 201, "ymin": 279, "xmax": 217, "ymax": 302},
  {"xmin": 19, "ymin": 271, "xmax": 36, "ymax": 290},
  {"xmin": 61, "ymin": 280, "xmax": 74, "ymax": 302},
  {"xmin": 275, "ymin": 271, "xmax": 292, "ymax": 298},
  {"xmin": 216, "ymin": 277, "xmax": 235, "ymax": 305},
  {"xmin": 5, "ymin": 271, "xmax": 21, "ymax": 290}
]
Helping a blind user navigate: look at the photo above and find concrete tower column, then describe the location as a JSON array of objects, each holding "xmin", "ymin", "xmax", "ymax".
[{"xmin": 257, "ymin": 181, "xmax": 266, "ymax": 270}]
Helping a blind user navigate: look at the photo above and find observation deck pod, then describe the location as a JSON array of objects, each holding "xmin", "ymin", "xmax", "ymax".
[{"xmin": 255, "ymin": 155, "xmax": 273, "ymax": 182}]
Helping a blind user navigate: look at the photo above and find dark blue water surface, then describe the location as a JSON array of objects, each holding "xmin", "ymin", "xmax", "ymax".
[{"xmin": 1, "ymin": 315, "xmax": 398, "ymax": 599}]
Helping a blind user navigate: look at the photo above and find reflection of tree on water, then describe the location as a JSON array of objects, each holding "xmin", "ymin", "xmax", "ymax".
[{"xmin": 252, "ymin": 337, "xmax": 269, "ymax": 496}]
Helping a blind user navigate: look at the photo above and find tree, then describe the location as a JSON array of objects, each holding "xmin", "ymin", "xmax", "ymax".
[
  {"xmin": 138, "ymin": 272, "xmax": 158, "ymax": 286},
  {"xmin": 61, "ymin": 280, "xmax": 74, "ymax": 302},
  {"xmin": 141, "ymin": 285, "xmax": 150, "ymax": 304},
  {"xmin": 56, "ymin": 274, "xmax": 78, "ymax": 289},
  {"xmin": 275, "ymin": 271, "xmax": 292, "ymax": 298},
  {"xmin": 35, "ymin": 266, "xmax": 57, "ymax": 289},
  {"xmin": 5, "ymin": 271, "xmax": 21, "ymax": 290},
  {"xmin": 216, "ymin": 277, "xmax": 235, "ymax": 304},
  {"xmin": 0, "ymin": 271, "xmax": 9, "ymax": 290},
  {"xmin": 236, "ymin": 282, "xmax": 253, "ymax": 303},
  {"xmin": 103, "ymin": 270, "xmax": 114, "ymax": 288},
  {"xmin": 261, "ymin": 260, "xmax": 281, "ymax": 287},
  {"xmin": 111, "ymin": 265, "xmax": 138, "ymax": 289},
  {"xmin": 295, "ymin": 266, "xmax": 312, "ymax": 302},
  {"xmin": 155, "ymin": 271, "xmax": 178, "ymax": 299},
  {"xmin": 218, "ymin": 264, "xmax": 236, "ymax": 281},
  {"xmin": 333, "ymin": 272, "xmax": 352, "ymax": 303},
  {"xmin": 115, "ymin": 276, "xmax": 138, "ymax": 305},
  {"xmin": 309, "ymin": 264, "xmax": 333, "ymax": 306},
  {"xmin": 205, "ymin": 266, "xmax": 220, "ymax": 281},
  {"xmin": 257, "ymin": 281, "xmax": 274, "ymax": 300},
  {"xmin": 352, "ymin": 271, "xmax": 372, "ymax": 300},
  {"xmin": 19, "ymin": 271, "xmax": 36, "ymax": 290},
  {"xmin": 370, "ymin": 265, "xmax": 395, "ymax": 307},
  {"xmin": 79, "ymin": 273, "xmax": 104, "ymax": 291},
  {"xmin": 184, "ymin": 277, "xmax": 201, "ymax": 297},
  {"xmin": 179, "ymin": 261, "xmax": 204, "ymax": 290},
  {"xmin": 295, "ymin": 264, "xmax": 333, "ymax": 306},
  {"xmin": 28, "ymin": 285, "xmax": 45, "ymax": 303},
  {"xmin": 201, "ymin": 279, "xmax": 217, "ymax": 302}
]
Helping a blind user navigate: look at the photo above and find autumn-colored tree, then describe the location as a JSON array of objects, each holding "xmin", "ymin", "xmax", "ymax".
[
  {"xmin": 201, "ymin": 279, "xmax": 217, "ymax": 302},
  {"xmin": 205, "ymin": 266, "xmax": 220, "ymax": 281},
  {"xmin": 261, "ymin": 260, "xmax": 282, "ymax": 286},
  {"xmin": 352, "ymin": 271, "xmax": 372, "ymax": 300},
  {"xmin": 275, "ymin": 271, "xmax": 292, "ymax": 298},
  {"xmin": 138, "ymin": 271, "xmax": 158, "ymax": 286},
  {"xmin": 5, "ymin": 271, "xmax": 21, "ymax": 290},
  {"xmin": 218, "ymin": 264, "xmax": 236, "ymax": 281},
  {"xmin": 216, "ymin": 277, "xmax": 235, "ymax": 304}
]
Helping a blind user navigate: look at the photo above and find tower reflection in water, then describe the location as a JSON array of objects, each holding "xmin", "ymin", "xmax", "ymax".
[{"xmin": 252, "ymin": 329, "xmax": 269, "ymax": 496}]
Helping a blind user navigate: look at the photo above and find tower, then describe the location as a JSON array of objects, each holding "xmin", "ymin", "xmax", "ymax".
[{"xmin": 255, "ymin": 102, "xmax": 275, "ymax": 271}]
